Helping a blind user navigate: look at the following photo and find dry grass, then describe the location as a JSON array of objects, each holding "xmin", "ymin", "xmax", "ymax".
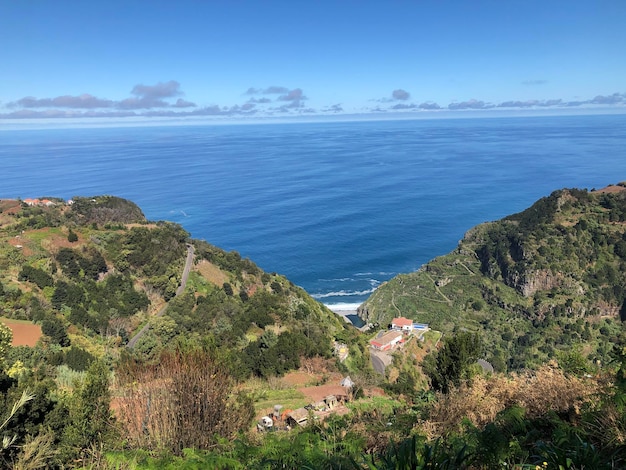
[
  {"xmin": 115, "ymin": 348, "xmax": 254, "ymax": 454},
  {"xmin": 421, "ymin": 362, "xmax": 601, "ymax": 439},
  {"xmin": 193, "ymin": 259, "xmax": 229, "ymax": 287}
]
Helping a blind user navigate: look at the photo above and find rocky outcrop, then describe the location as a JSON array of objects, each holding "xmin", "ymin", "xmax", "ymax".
[{"xmin": 515, "ymin": 269, "xmax": 561, "ymax": 297}]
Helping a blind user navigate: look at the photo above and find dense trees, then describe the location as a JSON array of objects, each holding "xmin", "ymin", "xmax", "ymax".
[
  {"xmin": 17, "ymin": 265, "xmax": 53, "ymax": 290},
  {"xmin": 56, "ymin": 247, "xmax": 107, "ymax": 281},
  {"xmin": 67, "ymin": 195, "xmax": 145, "ymax": 225}
]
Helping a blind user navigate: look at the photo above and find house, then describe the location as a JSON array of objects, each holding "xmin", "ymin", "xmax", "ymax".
[
  {"xmin": 340, "ymin": 376, "xmax": 354, "ymax": 388},
  {"xmin": 391, "ymin": 317, "xmax": 413, "ymax": 332},
  {"xmin": 370, "ymin": 331, "xmax": 404, "ymax": 351},
  {"xmin": 324, "ymin": 395, "xmax": 337, "ymax": 410},
  {"xmin": 23, "ymin": 198, "xmax": 39, "ymax": 206},
  {"xmin": 286, "ymin": 408, "xmax": 310, "ymax": 427}
]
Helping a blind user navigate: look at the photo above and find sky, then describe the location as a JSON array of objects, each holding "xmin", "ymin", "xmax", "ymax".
[{"xmin": 1, "ymin": 0, "xmax": 625, "ymax": 124}]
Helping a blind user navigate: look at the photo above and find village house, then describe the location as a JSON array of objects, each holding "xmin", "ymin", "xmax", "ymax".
[
  {"xmin": 391, "ymin": 316, "xmax": 413, "ymax": 332},
  {"xmin": 22, "ymin": 198, "xmax": 56, "ymax": 207},
  {"xmin": 369, "ymin": 330, "xmax": 404, "ymax": 351},
  {"xmin": 285, "ymin": 408, "xmax": 310, "ymax": 427}
]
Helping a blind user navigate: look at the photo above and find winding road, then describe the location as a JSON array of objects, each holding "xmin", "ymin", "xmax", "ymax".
[{"xmin": 127, "ymin": 243, "xmax": 195, "ymax": 349}]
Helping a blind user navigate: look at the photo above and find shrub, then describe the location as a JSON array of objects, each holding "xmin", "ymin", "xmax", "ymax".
[{"xmin": 115, "ymin": 346, "xmax": 254, "ymax": 454}]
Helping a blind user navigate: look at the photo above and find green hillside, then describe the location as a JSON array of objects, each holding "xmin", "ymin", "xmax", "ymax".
[
  {"xmin": 361, "ymin": 184, "xmax": 626, "ymax": 371},
  {"xmin": 0, "ymin": 196, "xmax": 348, "ymax": 373},
  {"xmin": 1, "ymin": 192, "xmax": 626, "ymax": 469}
]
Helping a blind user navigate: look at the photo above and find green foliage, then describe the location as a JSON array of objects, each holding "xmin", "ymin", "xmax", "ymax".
[
  {"xmin": 364, "ymin": 436, "xmax": 471, "ymax": 470},
  {"xmin": 425, "ymin": 332, "xmax": 483, "ymax": 393},
  {"xmin": 17, "ymin": 265, "xmax": 53, "ymax": 290},
  {"xmin": 556, "ymin": 346, "xmax": 591, "ymax": 376},
  {"xmin": 67, "ymin": 195, "xmax": 145, "ymax": 225},
  {"xmin": 0, "ymin": 388, "xmax": 35, "ymax": 454},
  {"xmin": 109, "ymin": 223, "xmax": 188, "ymax": 298},
  {"xmin": 67, "ymin": 228, "xmax": 78, "ymax": 243},
  {"xmin": 59, "ymin": 360, "xmax": 114, "ymax": 462},
  {"xmin": 41, "ymin": 315, "xmax": 70, "ymax": 347},
  {"xmin": 0, "ymin": 323, "xmax": 12, "ymax": 363},
  {"xmin": 56, "ymin": 246, "xmax": 107, "ymax": 281},
  {"xmin": 241, "ymin": 330, "xmax": 331, "ymax": 378},
  {"xmin": 64, "ymin": 346, "xmax": 95, "ymax": 371},
  {"xmin": 222, "ymin": 282, "xmax": 233, "ymax": 296}
]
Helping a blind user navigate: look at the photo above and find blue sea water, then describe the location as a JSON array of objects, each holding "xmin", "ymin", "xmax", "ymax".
[{"xmin": 2, "ymin": 114, "xmax": 626, "ymax": 310}]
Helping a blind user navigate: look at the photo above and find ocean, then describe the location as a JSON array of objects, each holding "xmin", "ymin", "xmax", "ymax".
[{"xmin": 2, "ymin": 114, "xmax": 626, "ymax": 311}]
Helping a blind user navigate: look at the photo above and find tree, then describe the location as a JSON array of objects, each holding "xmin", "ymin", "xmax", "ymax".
[
  {"xmin": 18, "ymin": 266, "xmax": 53, "ymax": 289},
  {"xmin": 41, "ymin": 316, "xmax": 70, "ymax": 347},
  {"xmin": 426, "ymin": 332, "xmax": 483, "ymax": 393},
  {"xmin": 223, "ymin": 282, "xmax": 233, "ymax": 296}
]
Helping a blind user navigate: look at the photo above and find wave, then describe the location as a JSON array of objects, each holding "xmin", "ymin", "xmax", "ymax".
[
  {"xmin": 324, "ymin": 302, "xmax": 362, "ymax": 312},
  {"xmin": 354, "ymin": 271, "xmax": 396, "ymax": 277},
  {"xmin": 311, "ymin": 288, "xmax": 377, "ymax": 299},
  {"xmin": 318, "ymin": 277, "xmax": 382, "ymax": 286}
]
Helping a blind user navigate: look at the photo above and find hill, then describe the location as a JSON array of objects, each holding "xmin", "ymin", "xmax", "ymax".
[
  {"xmin": 1, "ymin": 192, "xmax": 626, "ymax": 468},
  {"xmin": 0, "ymin": 196, "xmax": 350, "ymax": 376},
  {"xmin": 360, "ymin": 183, "xmax": 626, "ymax": 371}
]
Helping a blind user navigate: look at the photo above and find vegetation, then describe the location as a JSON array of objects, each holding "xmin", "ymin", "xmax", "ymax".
[
  {"xmin": 362, "ymin": 186, "xmax": 626, "ymax": 372},
  {"xmin": 0, "ymin": 188, "xmax": 625, "ymax": 468}
]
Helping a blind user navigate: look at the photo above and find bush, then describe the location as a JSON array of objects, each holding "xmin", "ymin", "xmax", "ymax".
[
  {"xmin": 116, "ymin": 346, "xmax": 254, "ymax": 454},
  {"xmin": 67, "ymin": 229, "xmax": 78, "ymax": 243}
]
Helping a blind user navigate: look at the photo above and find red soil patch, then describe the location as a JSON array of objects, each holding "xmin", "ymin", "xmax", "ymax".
[
  {"xmin": 2, "ymin": 320, "xmax": 42, "ymax": 347},
  {"xmin": 0, "ymin": 199, "xmax": 22, "ymax": 215},
  {"xmin": 282, "ymin": 371, "xmax": 321, "ymax": 387},
  {"xmin": 595, "ymin": 184, "xmax": 626, "ymax": 194},
  {"xmin": 298, "ymin": 383, "xmax": 348, "ymax": 403}
]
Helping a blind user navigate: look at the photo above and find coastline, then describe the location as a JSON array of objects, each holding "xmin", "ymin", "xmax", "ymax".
[{"xmin": 325, "ymin": 302, "xmax": 365, "ymax": 328}]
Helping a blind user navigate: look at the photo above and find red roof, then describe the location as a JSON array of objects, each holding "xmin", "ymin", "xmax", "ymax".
[
  {"xmin": 392, "ymin": 317, "xmax": 413, "ymax": 327},
  {"xmin": 370, "ymin": 331, "xmax": 403, "ymax": 348}
]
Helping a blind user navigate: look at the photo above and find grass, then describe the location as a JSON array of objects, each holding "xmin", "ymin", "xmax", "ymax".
[
  {"xmin": 185, "ymin": 271, "xmax": 216, "ymax": 296},
  {"xmin": 422, "ymin": 329, "xmax": 442, "ymax": 346},
  {"xmin": 252, "ymin": 387, "xmax": 309, "ymax": 415},
  {"xmin": 0, "ymin": 317, "xmax": 35, "ymax": 325},
  {"xmin": 24, "ymin": 227, "xmax": 63, "ymax": 243}
]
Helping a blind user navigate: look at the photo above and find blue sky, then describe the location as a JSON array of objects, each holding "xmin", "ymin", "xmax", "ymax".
[{"xmin": 1, "ymin": 0, "xmax": 625, "ymax": 122}]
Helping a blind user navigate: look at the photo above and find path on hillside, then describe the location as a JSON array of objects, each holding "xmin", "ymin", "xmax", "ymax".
[{"xmin": 127, "ymin": 244, "xmax": 195, "ymax": 349}]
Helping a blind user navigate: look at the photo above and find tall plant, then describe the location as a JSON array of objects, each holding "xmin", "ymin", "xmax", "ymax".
[{"xmin": 116, "ymin": 344, "xmax": 254, "ymax": 454}]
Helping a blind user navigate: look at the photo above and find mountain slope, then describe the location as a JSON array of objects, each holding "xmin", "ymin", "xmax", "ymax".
[
  {"xmin": 0, "ymin": 196, "xmax": 349, "ymax": 377},
  {"xmin": 360, "ymin": 184, "xmax": 626, "ymax": 371}
]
